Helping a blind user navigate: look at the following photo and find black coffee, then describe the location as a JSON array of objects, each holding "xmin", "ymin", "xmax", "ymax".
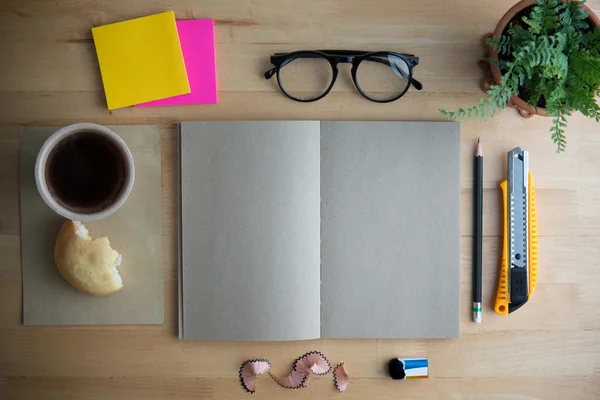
[{"xmin": 45, "ymin": 132, "xmax": 126, "ymax": 213}]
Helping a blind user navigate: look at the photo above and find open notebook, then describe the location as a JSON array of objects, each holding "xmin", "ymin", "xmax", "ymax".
[{"xmin": 179, "ymin": 121, "xmax": 460, "ymax": 341}]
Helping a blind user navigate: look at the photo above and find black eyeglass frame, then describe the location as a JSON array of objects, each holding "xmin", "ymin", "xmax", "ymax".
[{"xmin": 264, "ymin": 50, "xmax": 423, "ymax": 103}]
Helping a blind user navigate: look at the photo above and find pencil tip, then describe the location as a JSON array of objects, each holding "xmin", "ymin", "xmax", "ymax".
[{"xmin": 475, "ymin": 138, "xmax": 483, "ymax": 157}]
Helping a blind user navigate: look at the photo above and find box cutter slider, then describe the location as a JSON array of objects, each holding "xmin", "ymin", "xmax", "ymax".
[{"xmin": 495, "ymin": 147, "xmax": 539, "ymax": 315}]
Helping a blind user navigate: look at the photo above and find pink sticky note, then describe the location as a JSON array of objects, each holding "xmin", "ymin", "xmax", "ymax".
[{"xmin": 136, "ymin": 19, "xmax": 217, "ymax": 106}]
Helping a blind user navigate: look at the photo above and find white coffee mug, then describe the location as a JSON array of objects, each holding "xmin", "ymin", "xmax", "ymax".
[{"xmin": 35, "ymin": 123, "xmax": 135, "ymax": 222}]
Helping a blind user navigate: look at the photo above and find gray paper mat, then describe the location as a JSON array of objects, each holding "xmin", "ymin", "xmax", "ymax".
[{"xmin": 20, "ymin": 126, "xmax": 164, "ymax": 325}]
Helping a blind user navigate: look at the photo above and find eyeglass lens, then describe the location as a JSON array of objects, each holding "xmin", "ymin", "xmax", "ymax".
[
  {"xmin": 278, "ymin": 56, "xmax": 333, "ymax": 101},
  {"xmin": 355, "ymin": 55, "xmax": 411, "ymax": 101}
]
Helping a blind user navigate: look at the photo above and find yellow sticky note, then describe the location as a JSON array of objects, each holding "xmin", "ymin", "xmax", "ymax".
[{"xmin": 92, "ymin": 11, "xmax": 190, "ymax": 110}]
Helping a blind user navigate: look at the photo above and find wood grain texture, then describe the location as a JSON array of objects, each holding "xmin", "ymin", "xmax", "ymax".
[{"xmin": 1, "ymin": 0, "xmax": 600, "ymax": 398}]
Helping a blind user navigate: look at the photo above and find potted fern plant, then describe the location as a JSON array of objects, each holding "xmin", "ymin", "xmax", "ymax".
[{"xmin": 441, "ymin": 0, "xmax": 600, "ymax": 152}]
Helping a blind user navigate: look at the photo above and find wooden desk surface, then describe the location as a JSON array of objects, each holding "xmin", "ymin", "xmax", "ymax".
[{"xmin": 1, "ymin": 1, "xmax": 600, "ymax": 399}]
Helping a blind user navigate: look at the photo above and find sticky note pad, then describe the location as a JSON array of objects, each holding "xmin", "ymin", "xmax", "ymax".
[
  {"xmin": 137, "ymin": 20, "xmax": 217, "ymax": 107},
  {"xmin": 92, "ymin": 11, "xmax": 190, "ymax": 110}
]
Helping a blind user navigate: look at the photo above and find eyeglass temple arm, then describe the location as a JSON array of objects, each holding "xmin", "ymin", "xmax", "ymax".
[
  {"xmin": 264, "ymin": 68, "xmax": 277, "ymax": 79},
  {"xmin": 264, "ymin": 56, "xmax": 300, "ymax": 79},
  {"xmin": 264, "ymin": 55, "xmax": 423, "ymax": 90}
]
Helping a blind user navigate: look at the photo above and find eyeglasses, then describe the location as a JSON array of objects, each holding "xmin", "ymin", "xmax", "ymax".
[{"xmin": 264, "ymin": 50, "xmax": 422, "ymax": 103}]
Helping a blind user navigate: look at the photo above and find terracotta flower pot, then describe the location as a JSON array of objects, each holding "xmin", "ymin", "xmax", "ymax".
[{"xmin": 481, "ymin": 0, "xmax": 600, "ymax": 118}]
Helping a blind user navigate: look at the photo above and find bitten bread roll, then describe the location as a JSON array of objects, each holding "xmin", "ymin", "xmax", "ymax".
[{"xmin": 54, "ymin": 220, "xmax": 123, "ymax": 295}]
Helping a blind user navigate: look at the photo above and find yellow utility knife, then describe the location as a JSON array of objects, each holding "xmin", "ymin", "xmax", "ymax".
[{"xmin": 495, "ymin": 147, "xmax": 539, "ymax": 315}]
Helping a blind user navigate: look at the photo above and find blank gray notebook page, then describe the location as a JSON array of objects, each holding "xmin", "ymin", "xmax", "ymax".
[
  {"xmin": 179, "ymin": 121, "xmax": 321, "ymax": 341},
  {"xmin": 320, "ymin": 121, "xmax": 460, "ymax": 339}
]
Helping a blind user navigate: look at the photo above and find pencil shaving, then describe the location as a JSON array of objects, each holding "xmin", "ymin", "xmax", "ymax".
[
  {"xmin": 293, "ymin": 351, "xmax": 331, "ymax": 375},
  {"xmin": 270, "ymin": 370, "xmax": 308, "ymax": 389},
  {"xmin": 239, "ymin": 359, "xmax": 271, "ymax": 393},
  {"xmin": 241, "ymin": 351, "xmax": 343, "ymax": 393},
  {"xmin": 333, "ymin": 363, "xmax": 349, "ymax": 392}
]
